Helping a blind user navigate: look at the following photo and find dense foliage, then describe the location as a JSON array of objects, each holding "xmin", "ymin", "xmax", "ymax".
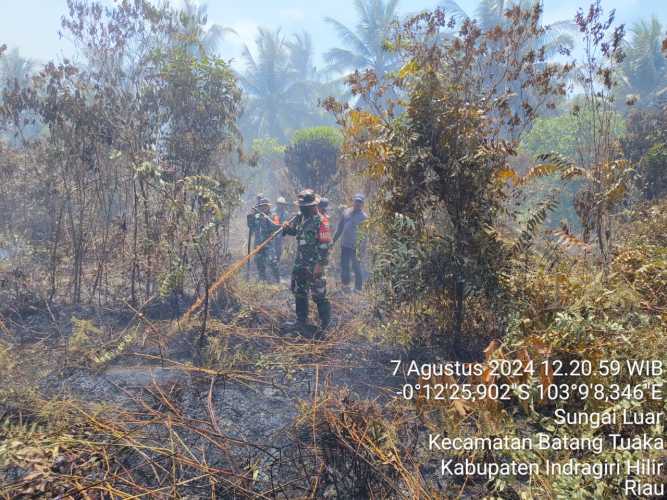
[
  {"xmin": 328, "ymin": 4, "xmax": 572, "ymax": 353},
  {"xmin": 284, "ymin": 126, "xmax": 343, "ymax": 197},
  {"xmin": 1, "ymin": 0, "xmax": 242, "ymax": 315},
  {"xmin": 622, "ymin": 106, "xmax": 667, "ymax": 200}
]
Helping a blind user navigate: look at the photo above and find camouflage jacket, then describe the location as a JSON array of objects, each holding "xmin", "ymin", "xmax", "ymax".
[
  {"xmin": 283, "ymin": 213, "xmax": 329, "ymax": 269},
  {"xmin": 247, "ymin": 212, "xmax": 279, "ymax": 245}
]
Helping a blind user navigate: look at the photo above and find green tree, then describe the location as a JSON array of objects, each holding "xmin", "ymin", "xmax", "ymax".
[
  {"xmin": 621, "ymin": 109, "xmax": 663, "ymax": 164},
  {"xmin": 521, "ymin": 106, "xmax": 626, "ymax": 162},
  {"xmin": 287, "ymin": 31, "xmax": 341, "ymax": 127},
  {"xmin": 519, "ymin": 107, "xmax": 624, "ymax": 230},
  {"xmin": 157, "ymin": 46, "xmax": 241, "ymax": 177},
  {"xmin": 287, "ymin": 31, "xmax": 317, "ymax": 82},
  {"xmin": 639, "ymin": 144, "xmax": 667, "ymax": 200},
  {"xmin": 284, "ymin": 126, "xmax": 342, "ymax": 197},
  {"xmin": 0, "ymin": 47, "xmax": 41, "ymax": 142},
  {"xmin": 143, "ymin": 8, "xmax": 243, "ymax": 332},
  {"xmin": 240, "ymin": 137, "xmax": 287, "ymax": 203}
]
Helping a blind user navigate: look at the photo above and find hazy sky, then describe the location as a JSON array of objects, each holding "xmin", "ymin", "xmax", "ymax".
[{"xmin": 2, "ymin": 0, "xmax": 666, "ymax": 70}]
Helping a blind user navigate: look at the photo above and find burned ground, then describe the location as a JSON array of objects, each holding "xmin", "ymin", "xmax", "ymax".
[{"xmin": 1, "ymin": 282, "xmax": 446, "ymax": 498}]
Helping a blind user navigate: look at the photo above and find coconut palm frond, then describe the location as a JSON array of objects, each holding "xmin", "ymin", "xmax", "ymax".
[{"xmin": 439, "ymin": 0, "xmax": 471, "ymax": 22}]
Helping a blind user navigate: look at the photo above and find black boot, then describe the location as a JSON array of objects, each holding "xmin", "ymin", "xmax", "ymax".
[
  {"xmin": 316, "ymin": 299, "xmax": 331, "ymax": 332},
  {"xmin": 282, "ymin": 297, "xmax": 310, "ymax": 332},
  {"xmin": 282, "ymin": 296, "xmax": 313, "ymax": 334},
  {"xmin": 295, "ymin": 296, "xmax": 309, "ymax": 325}
]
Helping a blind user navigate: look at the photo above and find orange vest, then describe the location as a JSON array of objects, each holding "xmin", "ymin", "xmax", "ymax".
[{"xmin": 318, "ymin": 213, "xmax": 331, "ymax": 244}]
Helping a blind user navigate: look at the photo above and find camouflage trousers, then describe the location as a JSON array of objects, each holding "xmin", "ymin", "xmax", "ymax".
[
  {"xmin": 256, "ymin": 245, "xmax": 280, "ymax": 283},
  {"xmin": 291, "ymin": 265, "xmax": 330, "ymax": 327},
  {"xmin": 290, "ymin": 266, "xmax": 327, "ymax": 302}
]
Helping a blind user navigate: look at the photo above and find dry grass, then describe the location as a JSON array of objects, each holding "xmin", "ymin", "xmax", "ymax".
[{"xmin": 0, "ymin": 276, "xmax": 418, "ymax": 499}]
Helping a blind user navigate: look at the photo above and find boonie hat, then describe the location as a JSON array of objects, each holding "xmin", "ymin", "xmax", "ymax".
[{"xmin": 296, "ymin": 189, "xmax": 320, "ymax": 207}]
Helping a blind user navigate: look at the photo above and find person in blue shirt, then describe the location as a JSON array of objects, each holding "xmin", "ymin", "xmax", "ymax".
[{"xmin": 333, "ymin": 193, "xmax": 368, "ymax": 292}]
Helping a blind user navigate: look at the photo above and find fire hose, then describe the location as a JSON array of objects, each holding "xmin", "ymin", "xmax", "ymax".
[{"xmin": 177, "ymin": 215, "xmax": 296, "ymax": 325}]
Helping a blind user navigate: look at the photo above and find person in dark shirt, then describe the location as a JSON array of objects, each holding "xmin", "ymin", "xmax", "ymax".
[{"xmin": 246, "ymin": 198, "xmax": 280, "ymax": 283}]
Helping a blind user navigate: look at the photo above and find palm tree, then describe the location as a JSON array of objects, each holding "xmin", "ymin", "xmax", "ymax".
[
  {"xmin": 239, "ymin": 28, "xmax": 319, "ymax": 142},
  {"xmin": 239, "ymin": 28, "xmax": 343, "ymax": 142},
  {"xmin": 287, "ymin": 31, "xmax": 318, "ymax": 82},
  {"xmin": 287, "ymin": 31, "xmax": 344, "ymax": 127},
  {"xmin": 619, "ymin": 17, "xmax": 667, "ymax": 107},
  {"xmin": 175, "ymin": 0, "xmax": 234, "ymax": 57},
  {"xmin": 324, "ymin": 0, "xmax": 401, "ymax": 85}
]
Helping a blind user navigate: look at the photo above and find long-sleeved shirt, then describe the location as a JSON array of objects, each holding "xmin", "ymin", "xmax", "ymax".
[
  {"xmin": 247, "ymin": 211, "xmax": 279, "ymax": 246},
  {"xmin": 283, "ymin": 213, "xmax": 329, "ymax": 269},
  {"xmin": 334, "ymin": 208, "xmax": 368, "ymax": 249}
]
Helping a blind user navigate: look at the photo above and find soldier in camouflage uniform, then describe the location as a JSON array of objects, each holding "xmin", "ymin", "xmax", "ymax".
[
  {"xmin": 282, "ymin": 189, "xmax": 332, "ymax": 330},
  {"xmin": 246, "ymin": 197, "xmax": 280, "ymax": 283}
]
